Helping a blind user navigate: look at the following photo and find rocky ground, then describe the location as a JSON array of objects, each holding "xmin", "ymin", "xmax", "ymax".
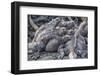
[{"xmin": 28, "ymin": 15, "xmax": 88, "ymax": 61}]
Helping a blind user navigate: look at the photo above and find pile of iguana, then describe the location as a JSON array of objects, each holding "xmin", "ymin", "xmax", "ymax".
[{"xmin": 28, "ymin": 15, "xmax": 88, "ymax": 60}]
